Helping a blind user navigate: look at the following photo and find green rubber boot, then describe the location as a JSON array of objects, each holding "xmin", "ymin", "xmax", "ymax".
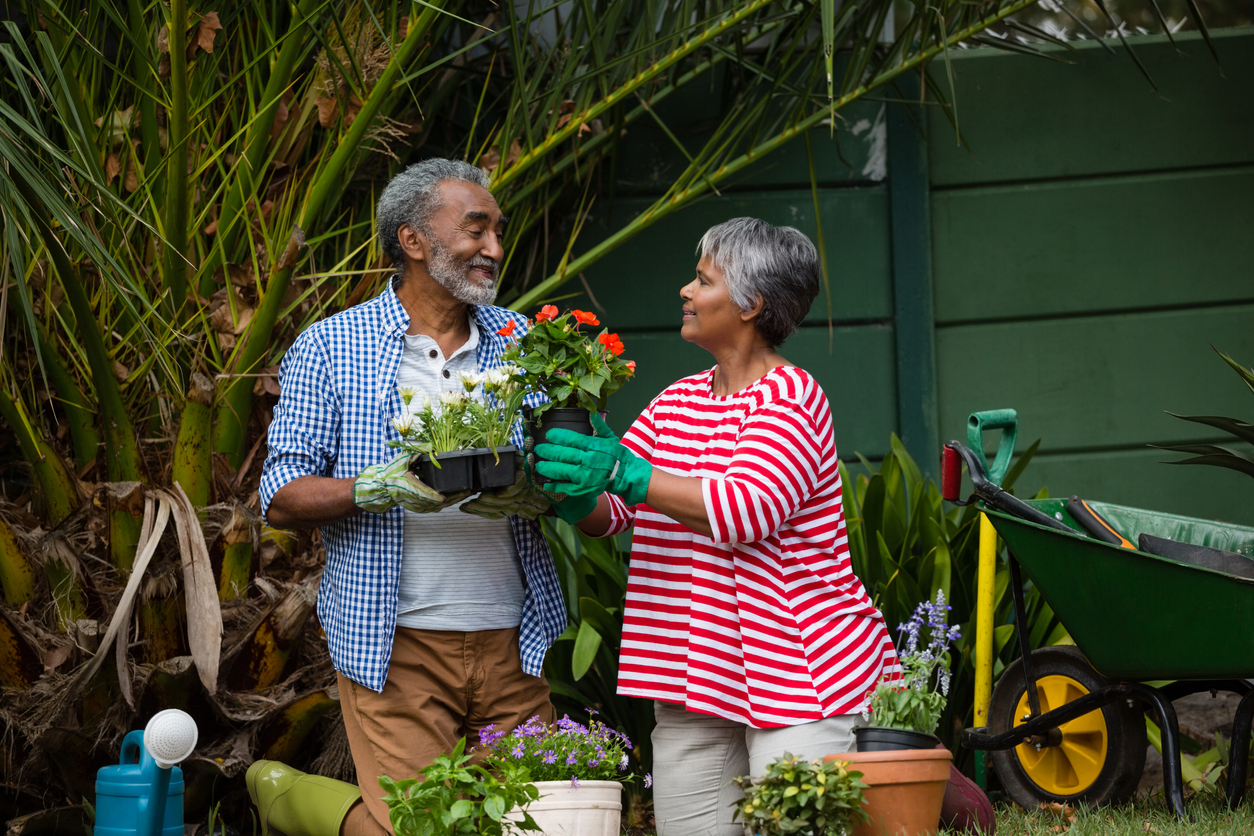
[{"xmin": 246, "ymin": 760, "xmax": 362, "ymax": 836}]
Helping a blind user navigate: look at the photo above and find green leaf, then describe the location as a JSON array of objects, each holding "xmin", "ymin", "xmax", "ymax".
[
  {"xmin": 571, "ymin": 619, "xmax": 602, "ymax": 680},
  {"xmin": 578, "ymin": 596, "xmax": 621, "ymax": 646},
  {"xmin": 448, "ymin": 799, "xmax": 473, "ymax": 821},
  {"xmin": 483, "ymin": 794, "xmax": 506, "ymax": 821}
]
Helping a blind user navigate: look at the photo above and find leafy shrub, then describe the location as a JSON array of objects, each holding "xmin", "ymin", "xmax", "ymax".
[{"xmin": 732, "ymin": 754, "xmax": 868, "ymax": 836}]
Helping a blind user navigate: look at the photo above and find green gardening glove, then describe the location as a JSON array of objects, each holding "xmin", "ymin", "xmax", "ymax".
[
  {"xmin": 354, "ymin": 452, "xmax": 467, "ymax": 514},
  {"xmin": 524, "ymin": 429, "xmax": 597, "ymax": 524},
  {"xmin": 534, "ymin": 413, "xmax": 651, "ymax": 507},
  {"xmin": 460, "ymin": 462, "xmax": 551, "ymax": 520}
]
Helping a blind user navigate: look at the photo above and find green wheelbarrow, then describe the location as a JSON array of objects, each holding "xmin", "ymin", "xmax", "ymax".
[{"xmin": 942, "ymin": 411, "xmax": 1254, "ymax": 820}]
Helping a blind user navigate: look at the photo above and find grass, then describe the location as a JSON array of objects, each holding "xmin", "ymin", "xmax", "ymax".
[{"xmin": 992, "ymin": 793, "xmax": 1254, "ymax": 836}]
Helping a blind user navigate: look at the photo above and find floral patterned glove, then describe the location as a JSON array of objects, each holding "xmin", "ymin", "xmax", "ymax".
[{"xmin": 353, "ymin": 452, "xmax": 465, "ymax": 514}]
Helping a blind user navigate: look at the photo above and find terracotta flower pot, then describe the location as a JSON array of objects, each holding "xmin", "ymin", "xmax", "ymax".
[{"xmin": 824, "ymin": 748, "xmax": 952, "ymax": 836}]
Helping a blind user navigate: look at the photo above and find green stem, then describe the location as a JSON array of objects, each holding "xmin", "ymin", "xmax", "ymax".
[
  {"xmin": 197, "ymin": 0, "xmax": 322, "ymax": 299},
  {"xmin": 213, "ymin": 2, "xmax": 442, "ymax": 465},
  {"xmin": 0, "ymin": 389, "xmax": 77, "ymax": 526},
  {"xmin": 514, "ymin": 0, "xmax": 1040, "ymax": 310},
  {"xmin": 127, "ymin": 0, "xmax": 163, "ymax": 193},
  {"xmin": 35, "ymin": 329, "xmax": 101, "ymax": 471},
  {"xmin": 494, "ymin": 0, "xmax": 775, "ymax": 192},
  {"xmin": 172, "ymin": 372, "xmax": 214, "ymax": 507},
  {"xmin": 163, "ymin": 0, "xmax": 190, "ymax": 313}
]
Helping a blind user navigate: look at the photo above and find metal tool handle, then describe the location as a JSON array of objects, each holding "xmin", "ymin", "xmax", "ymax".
[{"xmin": 966, "ymin": 409, "xmax": 1018, "ymax": 488}]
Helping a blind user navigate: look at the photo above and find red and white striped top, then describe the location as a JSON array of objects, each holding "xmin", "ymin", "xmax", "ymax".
[{"xmin": 606, "ymin": 366, "xmax": 900, "ymax": 728}]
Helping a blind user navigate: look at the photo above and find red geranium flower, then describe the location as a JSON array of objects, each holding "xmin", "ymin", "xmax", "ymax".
[
  {"xmin": 497, "ymin": 319, "xmax": 517, "ymax": 337},
  {"xmin": 534, "ymin": 304, "xmax": 559, "ymax": 323},
  {"xmin": 625, "ymin": 360, "xmax": 636, "ymax": 374},
  {"xmin": 572, "ymin": 309, "xmax": 600, "ymax": 327},
  {"xmin": 597, "ymin": 332, "xmax": 625, "ymax": 356}
]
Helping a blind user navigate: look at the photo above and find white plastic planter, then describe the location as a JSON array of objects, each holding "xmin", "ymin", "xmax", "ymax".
[{"xmin": 509, "ymin": 780, "xmax": 622, "ymax": 836}]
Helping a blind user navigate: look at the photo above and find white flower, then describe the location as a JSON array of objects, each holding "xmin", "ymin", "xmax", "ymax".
[
  {"xmin": 397, "ymin": 385, "xmax": 417, "ymax": 406},
  {"xmin": 392, "ymin": 414, "xmax": 416, "ymax": 436},
  {"xmin": 459, "ymin": 371, "xmax": 484, "ymax": 393},
  {"xmin": 440, "ymin": 390, "xmax": 469, "ymax": 407}
]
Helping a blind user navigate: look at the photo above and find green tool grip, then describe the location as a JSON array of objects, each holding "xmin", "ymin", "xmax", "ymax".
[{"xmin": 966, "ymin": 409, "xmax": 1018, "ymax": 487}]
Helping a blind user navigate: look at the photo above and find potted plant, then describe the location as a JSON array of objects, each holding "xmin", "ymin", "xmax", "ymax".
[
  {"xmin": 499, "ymin": 305, "xmax": 635, "ymax": 440},
  {"xmin": 732, "ymin": 753, "xmax": 869, "ymax": 836},
  {"xmin": 381, "ymin": 737, "xmax": 541, "ymax": 836},
  {"xmin": 392, "ymin": 368, "xmax": 527, "ymax": 493},
  {"xmin": 822, "ymin": 592, "xmax": 958, "ymax": 836},
  {"xmin": 479, "ymin": 713, "xmax": 635, "ymax": 836}
]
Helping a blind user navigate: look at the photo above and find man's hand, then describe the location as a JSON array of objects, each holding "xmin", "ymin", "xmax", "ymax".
[
  {"xmin": 534, "ymin": 413, "xmax": 651, "ymax": 507},
  {"xmin": 460, "ymin": 462, "xmax": 550, "ymax": 519},
  {"xmin": 354, "ymin": 452, "xmax": 467, "ymax": 514}
]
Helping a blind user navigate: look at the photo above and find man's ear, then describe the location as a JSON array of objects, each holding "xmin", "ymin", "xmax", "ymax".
[
  {"xmin": 397, "ymin": 223, "xmax": 428, "ymax": 267},
  {"xmin": 739, "ymin": 294, "xmax": 765, "ymax": 323}
]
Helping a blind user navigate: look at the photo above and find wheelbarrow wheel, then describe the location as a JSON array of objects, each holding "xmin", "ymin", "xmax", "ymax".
[{"xmin": 990, "ymin": 646, "xmax": 1145, "ymax": 808}]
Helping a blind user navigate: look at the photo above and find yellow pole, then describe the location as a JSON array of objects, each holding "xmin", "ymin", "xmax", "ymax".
[{"xmin": 972, "ymin": 511, "xmax": 998, "ymax": 786}]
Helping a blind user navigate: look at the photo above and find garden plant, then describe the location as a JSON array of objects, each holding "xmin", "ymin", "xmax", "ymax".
[{"xmin": 732, "ymin": 754, "xmax": 869, "ymax": 836}]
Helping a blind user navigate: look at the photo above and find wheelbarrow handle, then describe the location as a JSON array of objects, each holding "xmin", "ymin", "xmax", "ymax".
[
  {"xmin": 966, "ymin": 409, "xmax": 1018, "ymax": 488},
  {"xmin": 942, "ymin": 441, "xmax": 1071, "ymax": 533}
]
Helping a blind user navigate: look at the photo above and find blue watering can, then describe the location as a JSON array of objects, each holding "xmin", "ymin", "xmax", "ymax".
[{"xmin": 95, "ymin": 709, "xmax": 199, "ymax": 836}]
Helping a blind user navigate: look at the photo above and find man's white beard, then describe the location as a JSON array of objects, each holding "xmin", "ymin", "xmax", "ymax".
[{"xmin": 427, "ymin": 236, "xmax": 499, "ymax": 306}]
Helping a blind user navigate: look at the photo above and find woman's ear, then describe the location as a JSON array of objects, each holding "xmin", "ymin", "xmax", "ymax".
[{"xmin": 739, "ymin": 294, "xmax": 765, "ymax": 323}]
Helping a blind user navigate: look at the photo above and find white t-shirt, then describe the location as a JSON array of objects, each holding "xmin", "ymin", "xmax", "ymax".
[{"xmin": 393, "ymin": 316, "xmax": 525, "ymax": 631}]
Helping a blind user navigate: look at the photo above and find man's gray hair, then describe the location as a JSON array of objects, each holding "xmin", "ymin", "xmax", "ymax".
[
  {"xmin": 377, "ymin": 158, "xmax": 490, "ymax": 271},
  {"xmin": 696, "ymin": 217, "xmax": 821, "ymax": 346}
]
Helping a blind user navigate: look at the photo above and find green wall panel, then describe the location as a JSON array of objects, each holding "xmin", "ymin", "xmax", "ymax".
[
  {"xmin": 572, "ymin": 187, "xmax": 892, "ymax": 328},
  {"xmin": 1013, "ymin": 447, "xmax": 1254, "ymax": 527},
  {"xmin": 609, "ymin": 324, "xmax": 897, "ymax": 459},
  {"xmin": 936, "ymin": 304, "xmax": 1254, "ymax": 452},
  {"xmin": 932, "ymin": 166, "xmax": 1254, "ymax": 323},
  {"xmin": 927, "ymin": 29, "xmax": 1254, "ymax": 187}
]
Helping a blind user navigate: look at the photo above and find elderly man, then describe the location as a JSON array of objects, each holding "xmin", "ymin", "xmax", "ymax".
[{"xmin": 248, "ymin": 158, "xmax": 564, "ymax": 836}]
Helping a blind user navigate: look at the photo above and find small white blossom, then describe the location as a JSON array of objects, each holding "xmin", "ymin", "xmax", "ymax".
[
  {"xmin": 397, "ymin": 385, "xmax": 417, "ymax": 406},
  {"xmin": 459, "ymin": 371, "xmax": 484, "ymax": 393},
  {"xmin": 392, "ymin": 414, "xmax": 416, "ymax": 436}
]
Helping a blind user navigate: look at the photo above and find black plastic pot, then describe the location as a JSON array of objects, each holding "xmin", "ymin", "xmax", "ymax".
[
  {"xmin": 412, "ymin": 449, "xmax": 476, "ymax": 494},
  {"xmin": 533, "ymin": 407, "xmax": 607, "ymax": 443},
  {"xmin": 854, "ymin": 726, "xmax": 939, "ymax": 752},
  {"xmin": 471, "ymin": 445, "xmax": 518, "ymax": 490}
]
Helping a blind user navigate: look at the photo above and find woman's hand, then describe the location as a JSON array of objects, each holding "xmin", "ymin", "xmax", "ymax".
[{"xmin": 534, "ymin": 413, "xmax": 652, "ymax": 506}]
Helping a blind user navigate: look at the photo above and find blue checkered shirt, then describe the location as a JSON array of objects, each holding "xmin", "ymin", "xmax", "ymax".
[{"xmin": 258, "ymin": 284, "xmax": 567, "ymax": 692}]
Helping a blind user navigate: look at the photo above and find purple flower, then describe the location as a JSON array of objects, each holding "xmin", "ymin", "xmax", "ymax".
[
  {"xmin": 542, "ymin": 750, "xmax": 557, "ymax": 764},
  {"xmin": 618, "ymin": 754, "xmax": 629, "ymax": 771},
  {"xmin": 644, "ymin": 773, "xmax": 653, "ymax": 789},
  {"xmin": 589, "ymin": 758, "xmax": 600, "ymax": 767},
  {"xmin": 478, "ymin": 725, "xmax": 505, "ymax": 748},
  {"xmin": 570, "ymin": 776, "xmax": 580, "ymax": 789},
  {"xmin": 566, "ymin": 753, "xmax": 579, "ymax": 765},
  {"xmin": 511, "ymin": 743, "xmax": 525, "ymax": 759}
]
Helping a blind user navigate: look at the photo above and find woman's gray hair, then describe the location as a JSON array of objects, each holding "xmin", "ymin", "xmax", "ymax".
[
  {"xmin": 377, "ymin": 158, "xmax": 490, "ymax": 271},
  {"xmin": 696, "ymin": 217, "xmax": 821, "ymax": 346}
]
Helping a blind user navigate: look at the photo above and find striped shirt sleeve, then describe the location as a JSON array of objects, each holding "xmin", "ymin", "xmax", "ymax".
[
  {"xmin": 259, "ymin": 329, "xmax": 342, "ymax": 519},
  {"xmin": 701, "ymin": 376, "xmax": 825, "ymax": 545}
]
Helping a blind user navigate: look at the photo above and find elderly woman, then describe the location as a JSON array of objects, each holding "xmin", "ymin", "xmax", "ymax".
[{"xmin": 533, "ymin": 218, "xmax": 901, "ymax": 836}]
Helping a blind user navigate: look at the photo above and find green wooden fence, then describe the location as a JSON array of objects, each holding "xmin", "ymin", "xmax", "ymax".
[{"xmin": 570, "ymin": 27, "xmax": 1254, "ymax": 525}]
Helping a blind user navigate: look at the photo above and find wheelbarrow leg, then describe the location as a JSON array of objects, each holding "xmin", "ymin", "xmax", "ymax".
[
  {"xmin": 1008, "ymin": 557, "xmax": 1042, "ymax": 717},
  {"xmin": 1226, "ymin": 690, "xmax": 1254, "ymax": 810},
  {"xmin": 1127, "ymin": 683, "xmax": 1189, "ymax": 821}
]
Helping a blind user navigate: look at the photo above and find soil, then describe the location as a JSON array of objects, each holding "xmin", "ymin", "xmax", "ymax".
[{"xmin": 1135, "ymin": 690, "xmax": 1243, "ymax": 798}]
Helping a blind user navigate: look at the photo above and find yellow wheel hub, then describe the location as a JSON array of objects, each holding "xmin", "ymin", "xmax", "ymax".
[{"xmin": 1013, "ymin": 674, "xmax": 1109, "ymax": 795}]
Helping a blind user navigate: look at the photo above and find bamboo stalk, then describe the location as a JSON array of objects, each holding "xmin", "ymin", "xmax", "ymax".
[
  {"xmin": 256, "ymin": 690, "xmax": 339, "ymax": 763},
  {"xmin": 0, "ymin": 518, "xmax": 36, "ymax": 608},
  {"xmin": 0, "ymin": 389, "xmax": 77, "ymax": 526},
  {"xmin": 163, "ymin": 0, "xmax": 190, "ymax": 313},
  {"xmin": 35, "ymin": 329, "xmax": 100, "ymax": 471},
  {"xmin": 216, "ymin": 503, "xmax": 256, "ymax": 602},
  {"xmin": 213, "ymin": 2, "xmax": 442, "ymax": 465},
  {"xmin": 172, "ymin": 373, "xmax": 214, "ymax": 508},
  {"xmin": 127, "ymin": 0, "xmax": 164, "ymax": 201}
]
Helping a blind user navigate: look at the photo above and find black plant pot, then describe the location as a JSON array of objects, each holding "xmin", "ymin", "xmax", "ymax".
[
  {"xmin": 854, "ymin": 726, "xmax": 939, "ymax": 752},
  {"xmin": 412, "ymin": 449, "xmax": 476, "ymax": 494},
  {"xmin": 471, "ymin": 445, "xmax": 518, "ymax": 490},
  {"xmin": 532, "ymin": 407, "xmax": 606, "ymax": 443}
]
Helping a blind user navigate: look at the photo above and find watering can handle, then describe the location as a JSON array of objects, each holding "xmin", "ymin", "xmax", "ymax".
[
  {"xmin": 120, "ymin": 730, "xmax": 146, "ymax": 766},
  {"xmin": 966, "ymin": 409, "xmax": 1018, "ymax": 488}
]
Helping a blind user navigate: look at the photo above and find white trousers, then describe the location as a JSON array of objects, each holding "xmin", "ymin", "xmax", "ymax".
[{"xmin": 650, "ymin": 700, "xmax": 862, "ymax": 836}]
